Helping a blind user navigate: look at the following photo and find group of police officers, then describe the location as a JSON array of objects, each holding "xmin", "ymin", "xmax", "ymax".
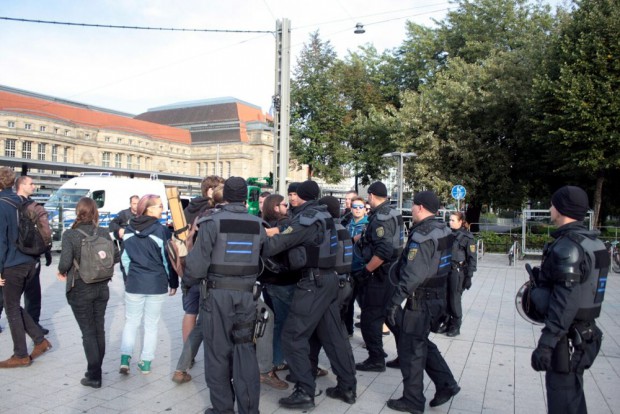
[{"xmin": 182, "ymin": 177, "xmax": 606, "ymax": 414}]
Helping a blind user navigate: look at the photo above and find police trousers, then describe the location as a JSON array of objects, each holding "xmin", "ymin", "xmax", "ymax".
[
  {"xmin": 397, "ymin": 296, "xmax": 457, "ymax": 410},
  {"xmin": 282, "ymin": 271, "xmax": 356, "ymax": 396},
  {"xmin": 201, "ymin": 287, "xmax": 259, "ymax": 414},
  {"xmin": 546, "ymin": 324, "xmax": 602, "ymax": 414},
  {"xmin": 446, "ymin": 268, "xmax": 465, "ymax": 325},
  {"xmin": 359, "ymin": 268, "xmax": 399, "ymax": 362}
]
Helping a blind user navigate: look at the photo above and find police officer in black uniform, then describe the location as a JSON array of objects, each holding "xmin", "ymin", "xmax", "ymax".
[
  {"xmin": 355, "ymin": 181, "xmax": 403, "ymax": 372},
  {"xmin": 184, "ymin": 177, "xmax": 266, "ymax": 414},
  {"xmin": 529, "ymin": 186, "xmax": 607, "ymax": 414},
  {"xmin": 263, "ymin": 180, "xmax": 357, "ymax": 409},
  {"xmin": 437, "ymin": 212, "xmax": 477, "ymax": 337},
  {"xmin": 385, "ymin": 191, "xmax": 460, "ymax": 413}
]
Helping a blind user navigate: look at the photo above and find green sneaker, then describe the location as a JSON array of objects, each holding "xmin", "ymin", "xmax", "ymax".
[
  {"xmin": 119, "ymin": 355, "xmax": 131, "ymax": 375},
  {"xmin": 138, "ymin": 360, "xmax": 151, "ymax": 375}
]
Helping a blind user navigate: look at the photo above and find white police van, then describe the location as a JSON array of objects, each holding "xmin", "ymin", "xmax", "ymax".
[{"xmin": 46, "ymin": 173, "xmax": 169, "ymax": 250}]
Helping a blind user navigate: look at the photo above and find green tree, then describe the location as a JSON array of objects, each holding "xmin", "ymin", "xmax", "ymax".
[
  {"xmin": 290, "ymin": 32, "xmax": 350, "ymax": 182},
  {"xmin": 531, "ymin": 0, "xmax": 620, "ymax": 225}
]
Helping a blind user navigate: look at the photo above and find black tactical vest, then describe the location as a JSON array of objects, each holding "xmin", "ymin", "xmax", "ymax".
[
  {"xmin": 199, "ymin": 209, "xmax": 263, "ymax": 276},
  {"xmin": 407, "ymin": 219, "xmax": 454, "ymax": 288},
  {"xmin": 299, "ymin": 206, "xmax": 338, "ymax": 269},
  {"xmin": 540, "ymin": 229, "xmax": 609, "ymax": 321},
  {"xmin": 334, "ymin": 222, "xmax": 353, "ymax": 274},
  {"xmin": 375, "ymin": 205, "xmax": 406, "ymax": 259}
]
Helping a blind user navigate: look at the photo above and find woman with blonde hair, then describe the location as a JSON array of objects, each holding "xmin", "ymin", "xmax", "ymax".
[
  {"xmin": 119, "ymin": 194, "xmax": 178, "ymax": 375},
  {"xmin": 57, "ymin": 197, "xmax": 120, "ymax": 388}
]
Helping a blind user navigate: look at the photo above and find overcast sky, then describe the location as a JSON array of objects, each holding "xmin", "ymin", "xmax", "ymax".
[{"xmin": 1, "ymin": 0, "xmax": 564, "ymax": 116}]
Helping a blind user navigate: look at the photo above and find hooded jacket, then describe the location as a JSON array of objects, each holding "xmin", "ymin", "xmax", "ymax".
[
  {"xmin": 0, "ymin": 188, "xmax": 36, "ymax": 272},
  {"xmin": 122, "ymin": 215, "xmax": 178, "ymax": 294}
]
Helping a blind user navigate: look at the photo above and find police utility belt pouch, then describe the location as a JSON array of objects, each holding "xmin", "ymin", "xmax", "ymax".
[
  {"xmin": 552, "ymin": 336, "xmax": 571, "ymax": 374},
  {"xmin": 301, "ymin": 268, "xmax": 323, "ymax": 287},
  {"xmin": 232, "ymin": 321, "xmax": 255, "ymax": 344}
]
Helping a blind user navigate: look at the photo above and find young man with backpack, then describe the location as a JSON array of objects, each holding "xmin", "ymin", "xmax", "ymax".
[
  {"xmin": 0, "ymin": 167, "xmax": 52, "ymax": 368},
  {"xmin": 15, "ymin": 175, "xmax": 53, "ymax": 334}
]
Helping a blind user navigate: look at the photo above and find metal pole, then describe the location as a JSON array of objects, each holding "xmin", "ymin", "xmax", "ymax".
[{"xmin": 398, "ymin": 153, "xmax": 403, "ymax": 213}]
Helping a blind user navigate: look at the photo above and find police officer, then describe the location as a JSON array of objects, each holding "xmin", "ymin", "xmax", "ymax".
[
  {"xmin": 263, "ymin": 180, "xmax": 357, "ymax": 409},
  {"xmin": 354, "ymin": 181, "xmax": 403, "ymax": 372},
  {"xmin": 385, "ymin": 191, "xmax": 460, "ymax": 413},
  {"xmin": 437, "ymin": 212, "xmax": 477, "ymax": 337},
  {"xmin": 184, "ymin": 177, "xmax": 266, "ymax": 414},
  {"xmin": 529, "ymin": 186, "xmax": 607, "ymax": 414}
]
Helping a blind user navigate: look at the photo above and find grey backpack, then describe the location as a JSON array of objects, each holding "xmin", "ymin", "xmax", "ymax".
[{"xmin": 73, "ymin": 228, "xmax": 115, "ymax": 283}]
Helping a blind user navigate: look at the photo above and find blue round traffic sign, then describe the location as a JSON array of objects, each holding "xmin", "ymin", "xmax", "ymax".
[{"xmin": 451, "ymin": 185, "xmax": 466, "ymax": 200}]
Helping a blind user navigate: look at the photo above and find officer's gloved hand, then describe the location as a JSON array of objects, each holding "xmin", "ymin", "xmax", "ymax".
[
  {"xmin": 531, "ymin": 345, "xmax": 553, "ymax": 371},
  {"xmin": 462, "ymin": 276, "xmax": 472, "ymax": 290},
  {"xmin": 45, "ymin": 250, "xmax": 53, "ymax": 267},
  {"xmin": 385, "ymin": 304, "xmax": 400, "ymax": 326},
  {"xmin": 352, "ymin": 268, "xmax": 373, "ymax": 284},
  {"xmin": 526, "ymin": 264, "xmax": 541, "ymax": 286}
]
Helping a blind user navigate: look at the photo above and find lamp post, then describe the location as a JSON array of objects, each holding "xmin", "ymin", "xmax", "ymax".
[{"xmin": 382, "ymin": 152, "xmax": 417, "ymax": 213}]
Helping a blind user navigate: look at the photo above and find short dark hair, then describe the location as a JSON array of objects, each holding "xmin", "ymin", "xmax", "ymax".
[
  {"xmin": 260, "ymin": 191, "xmax": 271, "ymax": 198},
  {"xmin": 129, "ymin": 195, "xmax": 139, "ymax": 203},
  {"xmin": 15, "ymin": 175, "xmax": 31, "ymax": 190}
]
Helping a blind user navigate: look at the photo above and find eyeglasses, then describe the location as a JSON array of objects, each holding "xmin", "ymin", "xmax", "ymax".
[{"xmin": 351, "ymin": 204, "xmax": 365, "ymax": 209}]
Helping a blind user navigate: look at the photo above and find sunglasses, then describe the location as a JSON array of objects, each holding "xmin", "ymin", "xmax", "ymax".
[{"xmin": 351, "ymin": 204, "xmax": 365, "ymax": 209}]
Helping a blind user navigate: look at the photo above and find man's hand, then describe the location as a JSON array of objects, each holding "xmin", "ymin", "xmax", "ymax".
[
  {"xmin": 266, "ymin": 227, "xmax": 280, "ymax": 237},
  {"xmin": 463, "ymin": 276, "xmax": 472, "ymax": 290},
  {"xmin": 353, "ymin": 267, "xmax": 373, "ymax": 284},
  {"xmin": 531, "ymin": 345, "xmax": 553, "ymax": 371},
  {"xmin": 385, "ymin": 304, "xmax": 400, "ymax": 326},
  {"xmin": 56, "ymin": 273, "xmax": 67, "ymax": 282},
  {"xmin": 0, "ymin": 276, "xmax": 5, "ymax": 287},
  {"xmin": 169, "ymin": 288, "xmax": 177, "ymax": 296}
]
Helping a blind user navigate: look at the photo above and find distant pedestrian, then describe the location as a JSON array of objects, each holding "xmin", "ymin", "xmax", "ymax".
[
  {"xmin": 109, "ymin": 195, "xmax": 139, "ymax": 281},
  {"xmin": 57, "ymin": 197, "xmax": 120, "ymax": 388},
  {"xmin": 119, "ymin": 194, "xmax": 178, "ymax": 375}
]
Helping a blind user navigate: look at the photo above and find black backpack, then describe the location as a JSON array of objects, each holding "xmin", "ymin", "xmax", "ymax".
[
  {"xmin": 0, "ymin": 197, "xmax": 50, "ymax": 256},
  {"xmin": 73, "ymin": 228, "xmax": 116, "ymax": 284}
]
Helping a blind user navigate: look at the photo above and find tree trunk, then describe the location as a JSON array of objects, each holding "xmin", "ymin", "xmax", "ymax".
[
  {"xmin": 465, "ymin": 202, "xmax": 482, "ymax": 233},
  {"xmin": 593, "ymin": 173, "xmax": 604, "ymax": 227}
]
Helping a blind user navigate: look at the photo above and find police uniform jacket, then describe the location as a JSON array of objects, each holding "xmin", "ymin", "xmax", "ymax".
[
  {"xmin": 452, "ymin": 227, "xmax": 477, "ymax": 277},
  {"xmin": 262, "ymin": 200, "xmax": 327, "ymax": 266},
  {"xmin": 537, "ymin": 221, "xmax": 607, "ymax": 349},
  {"xmin": 361, "ymin": 200, "xmax": 398, "ymax": 264},
  {"xmin": 389, "ymin": 216, "xmax": 453, "ymax": 308}
]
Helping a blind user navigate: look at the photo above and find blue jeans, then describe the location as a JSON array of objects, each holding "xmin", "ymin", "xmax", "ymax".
[
  {"xmin": 120, "ymin": 292, "xmax": 166, "ymax": 361},
  {"xmin": 67, "ymin": 279, "xmax": 109, "ymax": 380},
  {"xmin": 264, "ymin": 284, "xmax": 295, "ymax": 366}
]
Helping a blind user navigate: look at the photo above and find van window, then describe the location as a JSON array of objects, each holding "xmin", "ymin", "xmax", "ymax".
[
  {"xmin": 92, "ymin": 190, "xmax": 105, "ymax": 209},
  {"xmin": 45, "ymin": 188, "xmax": 89, "ymax": 209}
]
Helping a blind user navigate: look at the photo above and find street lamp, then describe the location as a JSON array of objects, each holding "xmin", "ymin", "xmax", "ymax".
[{"xmin": 382, "ymin": 152, "xmax": 417, "ymax": 213}]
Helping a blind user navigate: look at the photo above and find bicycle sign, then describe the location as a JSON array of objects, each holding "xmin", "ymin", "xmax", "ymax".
[{"xmin": 451, "ymin": 185, "xmax": 466, "ymax": 210}]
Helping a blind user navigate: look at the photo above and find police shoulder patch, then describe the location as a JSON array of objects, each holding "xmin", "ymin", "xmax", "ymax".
[
  {"xmin": 469, "ymin": 244, "xmax": 476, "ymax": 253},
  {"xmin": 408, "ymin": 248, "xmax": 418, "ymax": 261},
  {"xmin": 281, "ymin": 226, "xmax": 294, "ymax": 235},
  {"xmin": 376, "ymin": 226, "xmax": 385, "ymax": 238}
]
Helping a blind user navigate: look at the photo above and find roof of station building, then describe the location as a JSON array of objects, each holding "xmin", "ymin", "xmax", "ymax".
[{"xmin": 0, "ymin": 85, "xmax": 191, "ymax": 144}]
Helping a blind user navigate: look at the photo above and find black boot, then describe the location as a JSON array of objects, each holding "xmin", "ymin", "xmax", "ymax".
[
  {"xmin": 355, "ymin": 359, "xmax": 386, "ymax": 372},
  {"xmin": 326, "ymin": 386, "xmax": 356, "ymax": 404},
  {"xmin": 279, "ymin": 386, "xmax": 315, "ymax": 409}
]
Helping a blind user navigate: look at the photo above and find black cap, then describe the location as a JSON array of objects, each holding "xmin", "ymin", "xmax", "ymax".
[
  {"xmin": 367, "ymin": 181, "xmax": 387, "ymax": 198},
  {"xmin": 551, "ymin": 186, "xmax": 589, "ymax": 221},
  {"xmin": 223, "ymin": 176, "xmax": 247, "ymax": 203},
  {"xmin": 297, "ymin": 180, "xmax": 320, "ymax": 201},
  {"xmin": 319, "ymin": 195, "xmax": 341, "ymax": 219},
  {"xmin": 287, "ymin": 182, "xmax": 300, "ymax": 194},
  {"xmin": 413, "ymin": 191, "xmax": 440, "ymax": 214}
]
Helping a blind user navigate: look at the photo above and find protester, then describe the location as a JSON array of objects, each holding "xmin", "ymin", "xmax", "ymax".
[
  {"xmin": 119, "ymin": 194, "xmax": 178, "ymax": 375},
  {"xmin": 0, "ymin": 167, "xmax": 51, "ymax": 368},
  {"xmin": 344, "ymin": 196, "xmax": 369, "ymax": 336},
  {"xmin": 57, "ymin": 197, "xmax": 120, "ymax": 388}
]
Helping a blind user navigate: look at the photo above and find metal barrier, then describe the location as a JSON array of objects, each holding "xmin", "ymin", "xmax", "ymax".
[{"xmin": 477, "ymin": 239, "xmax": 484, "ymax": 261}]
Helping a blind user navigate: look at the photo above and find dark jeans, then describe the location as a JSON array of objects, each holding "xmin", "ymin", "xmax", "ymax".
[
  {"xmin": 264, "ymin": 283, "xmax": 295, "ymax": 367},
  {"xmin": 2, "ymin": 262, "xmax": 44, "ymax": 357},
  {"xmin": 24, "ymin": 259, "xmax": 42, "ymax": 324},
  {"xmin": 67, "ymin": 278, "xmax": 110, "ymax": 380}
]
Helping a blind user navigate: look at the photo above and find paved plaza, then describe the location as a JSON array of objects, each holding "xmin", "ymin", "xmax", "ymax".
[{"xmin": 1, "ymin": 253, "xmax": 619, "ymax": 414}]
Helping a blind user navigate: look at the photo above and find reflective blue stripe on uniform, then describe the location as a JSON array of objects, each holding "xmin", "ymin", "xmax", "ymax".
[
  {"xmin": 227, "ymin": 241, "xmax": 253, "ymax": 245},
  {"xmin": 226, "ymin": 250, "xmax": 252, "ymax": 254}
]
